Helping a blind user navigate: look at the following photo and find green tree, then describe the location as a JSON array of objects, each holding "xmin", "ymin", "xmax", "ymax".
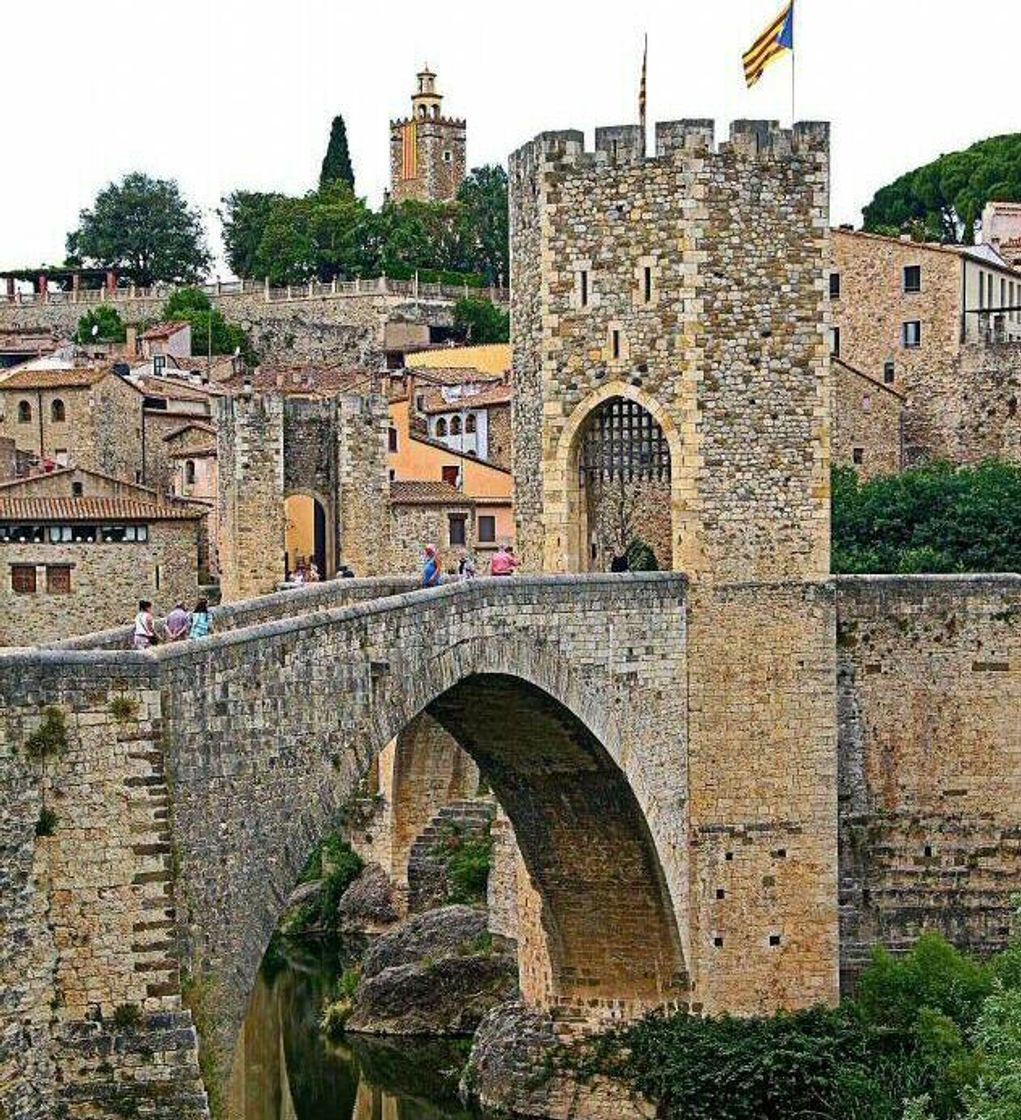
[
  {"xmin": 832, "ymin": 461, "xmax": 1021, "ymax": 574},
  {"xmin": 219, "ymin": 190, "xmax": 285, "ymax": 278},
  {"xmin": 252, "ymin": 196, "xmax": 317, "ymax": 285},
  {"xmin": 374, "ymin": 199, "xmax": 466, "ymax": 276},
  {"xmin": 162, "ymin": 288, "xmax": 256, "ymax": 364},
  {"xmin": 308, "ymin": 181, "xmax": 375, "ymax": 279},
  {"xmin": 964, "ymin": 987, "xmax": 1021, "ymax": 1120},
  {"xmin": 75, "ymin": 305, "xmax": 126, "ymax": 344},
  {"xmin": 457, "ymin": 165, "xmax": 509, "ymax": 284},
  {"xmin": 319, "ymin": 114, "xmax": 355, "ymax": 192},
  {"xmin": 453, "ymin": 297, "xmax": 509, "ymax": 344},
  {"xmin": 862, "ymin": 134, "xmax": 1021, "ymax": 244},
  {"xmin": 67, "ymin": 172, "xmax": 210, "ymax": 286}
]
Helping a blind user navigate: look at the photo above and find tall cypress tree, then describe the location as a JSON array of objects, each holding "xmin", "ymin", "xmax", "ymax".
[{"xmin": 319, "ymin": 115, "xmax": 355, "ymax": 192}]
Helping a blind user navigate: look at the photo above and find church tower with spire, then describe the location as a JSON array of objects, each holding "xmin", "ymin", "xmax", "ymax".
[{"xmin": 389, "ymin": 65, "xmax": 466, "ymax": 204}]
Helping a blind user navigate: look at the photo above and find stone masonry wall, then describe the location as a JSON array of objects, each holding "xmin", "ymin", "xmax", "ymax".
[
  {"xmin": 831, "ymin": 231, "xmax": 962, "ymax": 464},
  {"xmin": 215, "ymin": 393, "xmax": 284, "ymax": 601},
  {"xmin": 0, "ymin": 520, "xmax": 202, "ymax": 647},
  {"xmin": 687, "ymin": 580, "xmax": 839, "ymax": 1016},
  {"xmin": 954, "ymin": 342, "xmax": 1021, "ymax": 463},
  {"xmin": 833, "ymin": 361, "xmax": 904, "ymax": 479},
  {"xmin": 0, "ymin": 373, "xmax": 143, "ymax": 481},
  {"xmin": 0, "ymin": 292, "xmax": 454, "ymax": 367},
  {"xmin": 510, "ymin": 120, "xmax": 832, "ymax": 583},
  {"xmin": 837, "ymin": 575, "xmax": 1021, "ymax": 990},
  {"xmin": 0, "ymin": 652, "xmax": 206, "ymax": 1119}
]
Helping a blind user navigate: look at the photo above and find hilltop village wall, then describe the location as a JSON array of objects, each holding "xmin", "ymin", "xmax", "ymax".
[{"xmin": 0, "ymin": 290, "xmax": 453, "ymax": 366}]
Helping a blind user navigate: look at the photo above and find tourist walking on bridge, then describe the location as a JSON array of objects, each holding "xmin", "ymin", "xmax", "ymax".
[
  {"xmin": 490, "ymin": 543, "xmax": 519, "ymax": 577},
  {"xmin": 189, "ymin": 599, "xmax": 212, "ymax": 639},
  {"xmin": 422, "ymin": 544, "xmax": 441, "ymax": 587},
  {"xmin": 132, "ymin": 600, "xmax": 158, "ymax": 649}
]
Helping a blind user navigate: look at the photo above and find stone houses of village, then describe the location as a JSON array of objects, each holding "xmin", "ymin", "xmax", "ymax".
[
  {"xmin": 0, "ymin": 365, "xmax": 145, "ymax": 480},
  {"xmin": 832, "ymin": 358, "xmax": 905, "ymax": 479},
  {"xmin": 0, "ymin": 466, "xmax": 206, "ymax": 645},
  {"xmin": 831, "ymin": 227, "xmax": 1021, "ymax": 466}
]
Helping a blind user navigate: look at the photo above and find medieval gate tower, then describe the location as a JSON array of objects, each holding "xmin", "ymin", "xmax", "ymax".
[
  {"xmin": 389, "ymin": 66, "xmax": 466, "ymax": 203},
  {"xmin": 509, "ymin": 120, "xmax": 840, "ymax": 1014}
]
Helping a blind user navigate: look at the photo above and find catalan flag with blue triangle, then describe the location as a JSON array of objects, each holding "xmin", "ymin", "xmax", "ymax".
[{"xmin": 743, "ymin": 1, "xmax": 794, "ymax": 88}]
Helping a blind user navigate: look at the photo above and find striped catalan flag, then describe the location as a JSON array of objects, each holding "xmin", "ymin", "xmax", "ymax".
[{"xmin": 742, "ymin": 1, "xmax": 794, "ymax": 88}]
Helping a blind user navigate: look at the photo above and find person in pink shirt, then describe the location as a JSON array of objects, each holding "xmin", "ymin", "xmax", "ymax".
[{"xmin": 489, "ymin": 544, "xmax": 519, "ymax": 577}]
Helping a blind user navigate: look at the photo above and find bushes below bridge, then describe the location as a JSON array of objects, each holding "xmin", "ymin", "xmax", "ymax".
[
  {"xmin": 575, "ymin": 917, "xmax": 1021, "ymax": 1120},
  {"xmin": 832, "ymin": 461, "xmax": 1021, "ymax": 574}
]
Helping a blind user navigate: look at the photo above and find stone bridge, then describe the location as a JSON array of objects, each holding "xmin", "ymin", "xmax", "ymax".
[
  {"xmin": 3, "ymin": 571, "xmax": 1020, "ymax": 1120},
  {"xmin": 7, "ymin": 572, "xmax": 830, "ymax": 1119}
]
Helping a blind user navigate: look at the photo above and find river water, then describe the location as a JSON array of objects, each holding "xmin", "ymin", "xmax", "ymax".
[{"xmin": 229, "ymin": 942, "xmax": 481, "ymax": 1120}]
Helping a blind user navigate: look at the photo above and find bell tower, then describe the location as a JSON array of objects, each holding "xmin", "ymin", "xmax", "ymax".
[{"xmin": 389, "ymin": 65, "xmax": 466, "ymax": 204}]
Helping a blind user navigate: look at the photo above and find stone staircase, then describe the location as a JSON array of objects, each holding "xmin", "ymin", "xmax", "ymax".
[{"xmin": 407, "ymin": 798, "xmax": 495, "ymax": 914}]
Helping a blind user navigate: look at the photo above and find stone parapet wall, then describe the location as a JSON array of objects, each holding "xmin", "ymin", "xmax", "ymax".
[
  {"xmin": 836, "ymin": 574, "xmax": 1021, "ymax": 989},
  {"xmin": 0, "ymin": 291, "xmax": 456, "ymax": 366}
]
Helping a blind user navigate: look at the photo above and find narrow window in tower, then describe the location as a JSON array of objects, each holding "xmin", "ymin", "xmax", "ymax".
[
  {"xmin": 643, "ymin": 266, "xmax": 652, "ymax": 303},
  {"xmin": 579, "ymin": 270, "xmax": 589, "ymax": 308},
  {"xmin": 611, "ymin": 330, "xmax": 621, "ymax": 360}
]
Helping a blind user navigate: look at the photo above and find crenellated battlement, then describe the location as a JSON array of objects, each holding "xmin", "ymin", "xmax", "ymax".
[{"xmin": 510, "ymin": 118, "xmax": 829, "ymax": 174}]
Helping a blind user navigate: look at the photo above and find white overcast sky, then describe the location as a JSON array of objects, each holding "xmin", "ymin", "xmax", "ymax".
[{"xmin": 2, "ymin": 0, "xmax": 1019, "ymax": 276}]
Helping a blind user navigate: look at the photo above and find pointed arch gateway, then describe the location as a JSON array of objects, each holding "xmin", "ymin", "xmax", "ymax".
[{"xmin": 548, "ymin": 382, "xmax": 687, "ymax": 573}]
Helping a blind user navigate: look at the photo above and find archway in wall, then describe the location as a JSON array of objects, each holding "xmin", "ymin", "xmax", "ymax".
[
  {"xmin": 570, "ymin": 395, "xmax": 673, "ymax": 571},
  {"xmin": 228, "ymin": 671, "xmax": 687, "ymax": 1069},
  {"xmin": 284, "ymin": 492, "xmax": 330, "ymax": 579}
]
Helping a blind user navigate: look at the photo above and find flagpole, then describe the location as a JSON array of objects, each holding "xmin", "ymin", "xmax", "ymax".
[{"xmin": 790, "ymin": 0, "xmax": 796, "ymax": 125}]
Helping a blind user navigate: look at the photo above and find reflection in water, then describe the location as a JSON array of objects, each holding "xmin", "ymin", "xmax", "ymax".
[{"xmin": 229, "ymin": 943, "xmax": 480, "ymax": 1120}]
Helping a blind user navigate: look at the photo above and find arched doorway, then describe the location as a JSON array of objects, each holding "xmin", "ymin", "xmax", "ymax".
[
  {"xmin": 572, "ymin": 394, "xmax": 673, "ymax": 571},
  {"xmin": 284, "ymin": 493, "xmax": 330, "ymax": 579}
]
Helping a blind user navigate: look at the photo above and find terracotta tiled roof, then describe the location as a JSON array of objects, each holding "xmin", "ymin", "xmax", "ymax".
[
  {"xmin": 139, "ymin": 375, "xmax": 212, "ymax": 402},
  {"xmin": 215, "ymin": 365, "xmax": 378, "ymax": 396},
  {"xmin": 420, "ymin": 383, "xmax": 512, "ymax": 413},
  {"xmin": 0, "ymin": 367, "xmax": 109, "ymax": 390},
  {"xmin": 0, "ymin": 466, "xmax": 160, "ymax": 498},
  {"xmin": 140, "ymin": 321, "xmax": 189, "ymax": 341},
  {"xmin": 409, "ymin": 367, "xmax": 504, "ymax": 387},
  {"xmin": 389, "ymin": 480, "xmax": 474, "ymax": 505},
  {"xmin": 162, "ymin": 421, "xmax": 217, "ymax": 442},
  {"xmin": 407, "ymin": 430, "xmax": 512, "ymax": 474},
  {"xmin": 0, "ymin": 496, "xmax": 205, "ymax": 521}
]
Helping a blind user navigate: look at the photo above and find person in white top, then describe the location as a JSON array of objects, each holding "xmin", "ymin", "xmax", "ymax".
[{"xmin": 133, "ymin": 600, "xmax": 157, "ymax": 649}]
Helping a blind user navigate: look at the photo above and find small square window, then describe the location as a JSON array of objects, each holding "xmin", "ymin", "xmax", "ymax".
[
  {"xmin": 441, "ymin": 465, "xmax": 459, "ymax": 487},
  {"xmin": 903, "ymin": 321, "xmax": 922, "ymax": 349},
  {"xmin": 883, "ymin": 361, "xmax": 895, "ymax": 385},
  {"xmin": 72, "ymin": 481, "xmax": 83, "ymax": 496},
  {"xmin": 46, "ymin": 565, "xmax": 71, "ymax": 594},
  {"xmin": 769, "ymin": 934, "xmax": 782, "ymax": 947},
  {"xmin": 388, "ymin": 427, "xmax": 398, "ymax": 453},
  {"xmin": 924, "ymin": 844, "xmax": 933, "ymax": 858},
  {"xmin": 478, "ymin": 515, "xmax": 496, "ymax": 544},
  {"xmin": 852, "ymin": 447, "xmax": 864, "ymax": 465},
  {"xmin": 11, "ymin": 565, "xmax": 36, "ymax": 593},
  {"xmin": 724, "ymin": 851, "xmax": 734, "ymax": 861},
  {"xmin": 829, "ymin": 272, "xmax": 841, "ymax": 299},
  {"xmin": 716, "ymin": 888, "xmax": 725, "ymax": 900},
  {"xmin": 903, "ymin": 265, "xmax": 921, "ymax": 293},
  {"xmin": 713, "ymin": 936, "xmax": 724, "ymax": 948},
  {"xmin": 773, "ymin": 848, "xmax": 787, "ymax": 859},
  {"xmin": 442, "ymin": 150, "xmax": 453, "ymax": 163}
]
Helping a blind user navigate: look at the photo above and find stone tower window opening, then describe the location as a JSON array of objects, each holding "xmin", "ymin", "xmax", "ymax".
[
  {"xmin": 611, "ymin": 329, "xmax": 621, "ymax": 360},
  {"xmin": 51, "ymin": 398, "xmax": 66, "ymax": 422},
  {"xmin": 580, "ymin": 269, "xmax": 589, "ymax": 308},
  {"xmin": 17, "ymin": 400, "xmax": 31, "ymax": 423},
  {"xmin": 643, "ymin": 266, "xmax": 653, "ymax": 304},
  {"xmin": 579, "ymin": 396, "xmax": 670, "ymax": 484}
]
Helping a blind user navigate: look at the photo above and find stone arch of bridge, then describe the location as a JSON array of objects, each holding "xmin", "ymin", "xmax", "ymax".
[
  {"xmin": 191, "ymin": 625, "xmax": 689, "ymax": 1079},
  {"xmin": 546, "ymin": 381, "xmax": 688, "ymax": 574}
]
